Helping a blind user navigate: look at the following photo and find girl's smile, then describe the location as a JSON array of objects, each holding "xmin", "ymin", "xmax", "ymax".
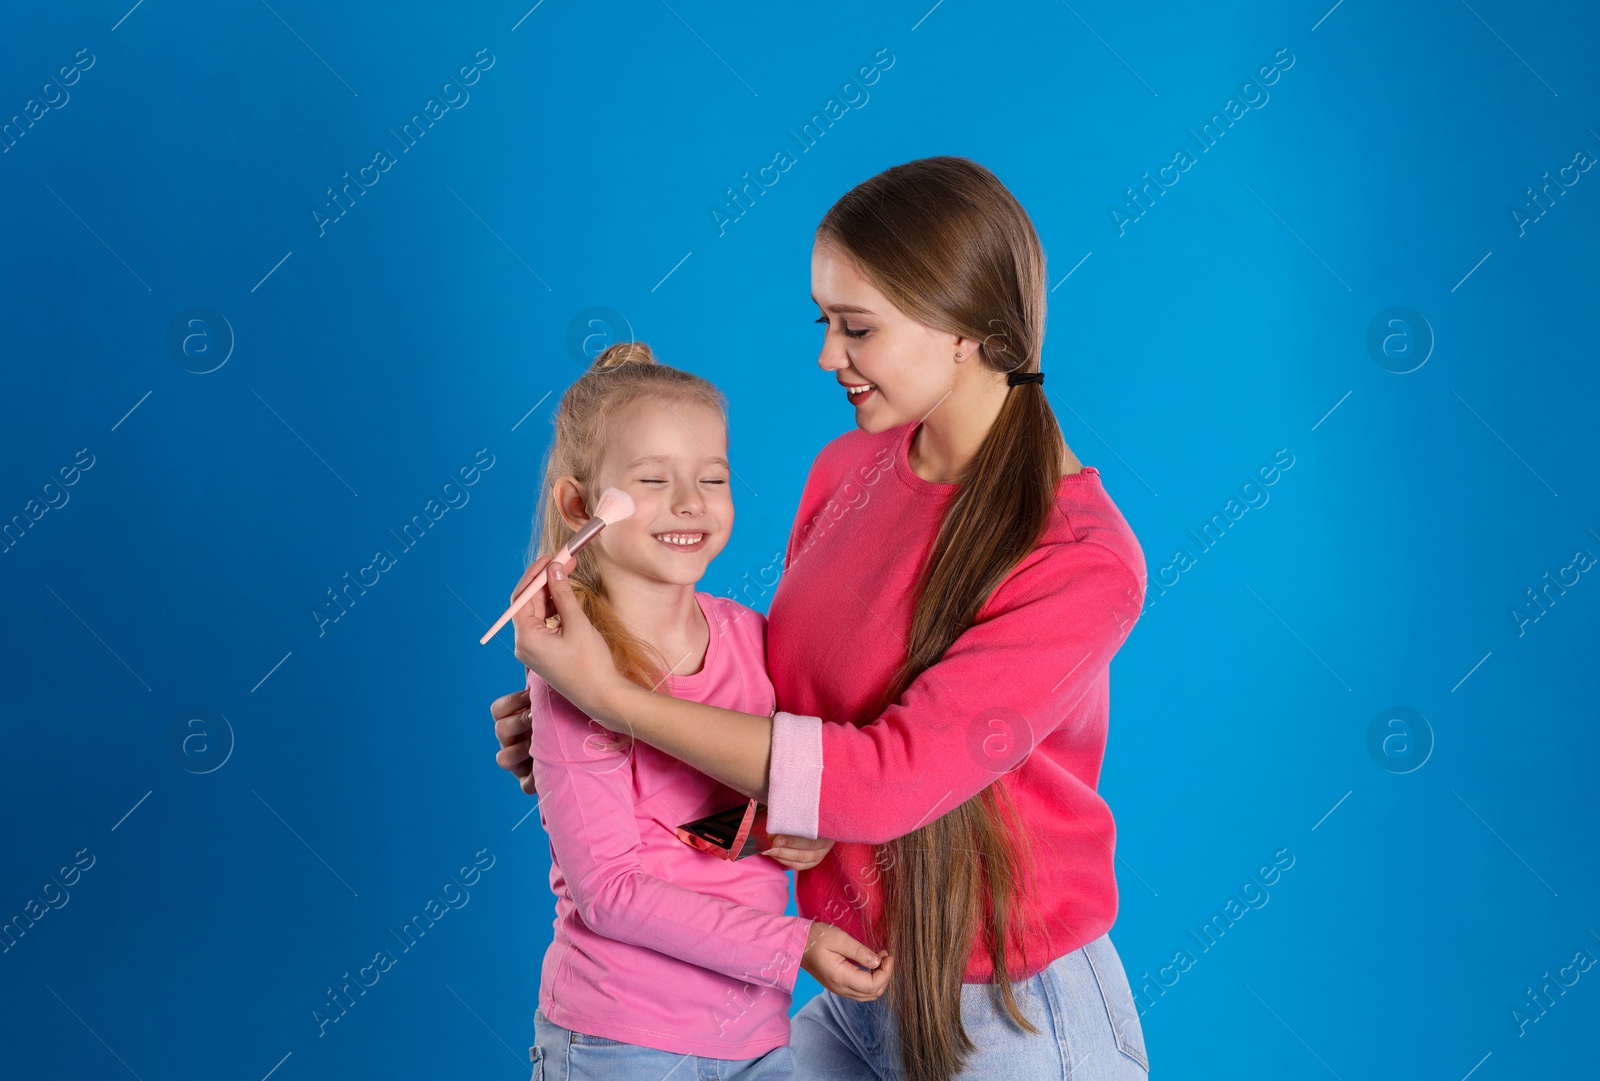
[{"xmin": 652, "ymin": 530, "xmax": 708, "ymax": 552}]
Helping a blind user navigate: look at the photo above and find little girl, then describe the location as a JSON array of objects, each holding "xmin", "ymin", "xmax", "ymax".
[{"xmin": 517, "ymin": 342, "xmax": 889, "ymax": 1081}]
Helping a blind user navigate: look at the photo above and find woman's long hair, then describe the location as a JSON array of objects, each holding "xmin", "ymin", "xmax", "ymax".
[
  {"xmin": 527, "ymin": 341, "xmax": 728, "ymax": 737},
  {"xmin": 817, "ymin": 156, "xmax": 1065, "ymax": 1081}
]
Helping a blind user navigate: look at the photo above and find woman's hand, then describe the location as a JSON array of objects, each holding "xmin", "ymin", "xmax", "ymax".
[
  {"xmin": 510, "ymin": 555, "xmax": 632, "ymax": 728},
  {"xmin": 763, "ymin": 834, "xmax": 834, "ymax": 871},
  {"xmin": 801, "ymin": 922, "xmax": 893, "ymax": 1002},
  {"xmin": 491, "ymin": 687, "xmax": 536, "ymax": 795}
]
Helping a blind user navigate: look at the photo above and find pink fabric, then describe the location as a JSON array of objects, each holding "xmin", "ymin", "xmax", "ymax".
[
  {"xmin": 529, "ymin": 592, "xmax": 813, "ymax": 1058},
  {"xmin": 765, "ymin": 711, "xmax": 823, "ymax": 839},
  {"xmin": 765, "ymin": 419, "xmax": 1147, "ymax": 983}
]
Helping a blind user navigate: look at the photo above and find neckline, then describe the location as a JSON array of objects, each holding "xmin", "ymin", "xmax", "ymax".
[
  {"xmin": 890, "ymin": 421, "xmax": 1100, "ymax": 494},
  {"xmin": 663, "ymin": 592, "xmax": 719, "ymax": 694}
]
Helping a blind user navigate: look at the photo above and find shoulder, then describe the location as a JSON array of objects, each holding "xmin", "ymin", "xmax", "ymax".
[
  {"xmin": 978, "ymin": 474, "xmax": 1147, "ymax": 618},
  {"xmin": 700, "ymin": 593, "xmax": 768, "ymax": 646},
  {"xmin": 524, "ymin": 667, "xmax": 587, "ymax": 725},
  {"xmin": 1052, "ymin": 470, "xmax": 1146, "ymax": 587},
  {"xmin": 803, "ymin": 423, "xmax": 903, "ymax": 493},
  {"xmin": 524, "ymin": 668, "xmax": 634, "ymax": 767}
]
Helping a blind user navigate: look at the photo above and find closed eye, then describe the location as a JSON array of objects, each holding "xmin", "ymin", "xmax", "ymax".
[{"xmin": 815, "ymin": 314, "xmax": 868, "ymax": 339}]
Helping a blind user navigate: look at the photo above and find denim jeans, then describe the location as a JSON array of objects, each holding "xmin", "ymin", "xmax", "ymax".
[
  {"xmin": 529, "ymin": 1008, "xmax": 797, "ymax": 1080},
  {"xmin": 789, "ymin": 933, "xmax": 1150, "ymax": 1079}
]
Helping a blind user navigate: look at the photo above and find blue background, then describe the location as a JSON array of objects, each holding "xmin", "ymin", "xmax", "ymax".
[{"xmin": 3, "ymin": 1, "xmax": 1597, "ymax": 1078}]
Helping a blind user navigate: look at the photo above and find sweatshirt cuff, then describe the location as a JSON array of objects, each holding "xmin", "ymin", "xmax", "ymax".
[
  {"xmin": 779, "ymin": 917, "xmax": 815, "ymax": 994},
  {"xmin": 766, "ymin": 711, "xmax": 823, "ymax": 840}
]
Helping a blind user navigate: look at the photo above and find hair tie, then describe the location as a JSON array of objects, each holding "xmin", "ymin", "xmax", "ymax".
[{"xmin": 1006, "ymin": 370, "xmax": 1045, "ymax": 386}]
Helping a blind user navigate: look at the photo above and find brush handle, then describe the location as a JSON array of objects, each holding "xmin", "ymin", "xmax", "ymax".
[{"xmin": 478, "ymin": 515, "xmax": 606, "ymax": 645}]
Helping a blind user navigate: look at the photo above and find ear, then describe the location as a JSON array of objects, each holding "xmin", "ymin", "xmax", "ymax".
[
  {"xmin": 550, "ymin": 476, "xmax": 591, "ymax": 530},
  {"xmin": 952, "ymin": 334, "xmax": 983, "ymax": 362}
]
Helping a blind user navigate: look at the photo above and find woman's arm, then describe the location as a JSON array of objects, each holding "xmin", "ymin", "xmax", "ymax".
[
  {"xmin": 512, "ymin": 557, "xmax": 779, "ymax": 799},
  {"xmin": 517, "ymin": 541, "xmax": 1144, "ymax": 847},
  {"xmin": 489, "ymin": 685, "xmax": 760, "ymax": 798},
  {"xmin": 765, "ymin": 539, "xmax": 1145, "ymax": 844},
  {"xmin": 493, "ymin": 687, "xmax": 836, "ymax": 867},
  {"xmin": 491, "ymin": 687, "xmax": 537, "ymax": 795},
  {"xmin": 604, "ymin": 682, "xmax": 775, "ymax": 800}
]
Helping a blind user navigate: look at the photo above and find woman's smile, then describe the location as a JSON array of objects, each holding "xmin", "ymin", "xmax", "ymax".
[{"xmin": 841, "ymin": 380, "xmax": 877, "ymax": 404}]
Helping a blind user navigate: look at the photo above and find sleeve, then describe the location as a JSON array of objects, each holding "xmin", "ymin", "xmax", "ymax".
[
  {"xmin": 527, "ymin": 671, "xmax": 813, "ymax": 991},
  {"xmin": 765, "ymin": 540, "xmax": 1144, "ymax": 844}
]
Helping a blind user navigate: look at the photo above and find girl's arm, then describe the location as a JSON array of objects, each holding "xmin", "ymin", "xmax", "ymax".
[{"xmin": 527, "ymin": 673, "xmax": 811, "ymax": 991}]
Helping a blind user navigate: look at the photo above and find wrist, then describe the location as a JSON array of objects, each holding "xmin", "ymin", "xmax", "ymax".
[
  {"xmin": 592, "ymin": 678, "xmax": 644, "ymax": 732},
  {"xmin": 803, "ymin": 919, "xmax": 824, "ymax": 958}
]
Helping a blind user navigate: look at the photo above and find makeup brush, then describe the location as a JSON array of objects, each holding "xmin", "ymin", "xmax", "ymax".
[{"xmin": 479, "ymin": 487, "xmax": 635, "ymax": 645}]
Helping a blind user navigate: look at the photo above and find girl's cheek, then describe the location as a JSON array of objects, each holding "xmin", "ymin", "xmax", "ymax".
[{"xmin": 621, "ymin": 489, "xmax": 654, "ymax": 521}]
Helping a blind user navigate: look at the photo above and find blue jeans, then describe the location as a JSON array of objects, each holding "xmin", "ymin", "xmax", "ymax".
[
  {"xmin": 529, "ymin": 1008, "xmax": 797, "ymax": 1080},
  {"xmin": 789, "ymin": 933, "xmax": 1150, "ymax": 1079}
]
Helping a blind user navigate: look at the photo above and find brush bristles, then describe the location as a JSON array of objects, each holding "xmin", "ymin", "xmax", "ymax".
[{"xmin": 593, "ymin": 487, "xmax": 635, "ymax": 524}]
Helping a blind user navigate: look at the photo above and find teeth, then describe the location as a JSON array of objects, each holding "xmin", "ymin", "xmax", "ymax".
[
  {"xmin": 847, "ymin": 383, "xmax": 876, "ymax": 396},
  {"xmin": 654, "ymin": 533, "xmax": 705, "ymax": 546}
]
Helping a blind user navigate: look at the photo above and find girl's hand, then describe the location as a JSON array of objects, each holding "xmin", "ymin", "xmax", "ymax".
[
  {"xmin": 801, "ymin": 922, "xmax": 893, "ymax": 1002},
  {"xmin": 491, "ymin": 687, "xmax": 537, "ymax": 795},
  {"xmin": 762, "ymin": 834, "xmax": 834, "ymax": 871},
  {"xmin": 511, "ymin": 555, "xmax": 631, "ymax": 728}
]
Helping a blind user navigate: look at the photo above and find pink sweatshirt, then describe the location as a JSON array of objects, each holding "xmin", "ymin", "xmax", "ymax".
[
  {"xmin": 764, "ymin": 419, "xmax": 1147, "ymax": 983},
  {"xmin": 528, "ymin": 593, "xmax": 812, "ymax": 1058}
]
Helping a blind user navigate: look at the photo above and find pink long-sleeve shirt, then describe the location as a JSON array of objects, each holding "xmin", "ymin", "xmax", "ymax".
[
  {"xmin": 528, "ymin": 592, "xmax": 813, "ymax": 1058},
  {"xmin": 764, "ymin": 419, "xmax": 1147, "ymax": 983}
]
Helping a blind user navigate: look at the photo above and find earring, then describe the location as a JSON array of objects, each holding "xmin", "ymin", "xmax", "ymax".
[{"xmin": 955, "ymin": 350, "xmax": 964, "ymax": 358}]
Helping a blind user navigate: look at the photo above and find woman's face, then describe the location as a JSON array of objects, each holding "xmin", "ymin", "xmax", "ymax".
[
  {"xmin": 811, "ymin": 238, "xmax": 960, "ymax": 433},
  {"xmin": 557, "ymin": 397, "xmax": 733, "ymax": 589}
]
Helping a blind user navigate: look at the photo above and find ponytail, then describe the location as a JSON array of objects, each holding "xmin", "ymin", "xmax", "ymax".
[{"xmin": 818, "ymin": 156, "xmax": 1062, "ymax": 1081}]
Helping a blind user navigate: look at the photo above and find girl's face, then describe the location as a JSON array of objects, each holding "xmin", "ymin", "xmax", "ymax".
[
  {"xmin": 811, "ymin": 238, "xmax": 963, "ymax": 432},
  {"xmin": 560, "ymin": 397, "xmax": 733, "ymax": 589}
]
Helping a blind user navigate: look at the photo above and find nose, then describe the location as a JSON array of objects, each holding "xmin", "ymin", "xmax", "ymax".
[
  {"xmin": 816, "ymin": 330, "xmax": 849, "ymax": 374},
  {"xmin": 673, "ymin": 483, "xmax": 706, "ymax": 517}
]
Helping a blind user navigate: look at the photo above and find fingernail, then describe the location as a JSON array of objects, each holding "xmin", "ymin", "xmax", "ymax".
[{"xmin": 550, "ymin": 564, "xmax": 564, "ymax": 581}]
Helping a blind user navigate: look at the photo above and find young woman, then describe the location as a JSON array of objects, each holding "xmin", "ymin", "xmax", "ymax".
[{"xmin": 495, "ymin": 157, "xmax": 1152, "ymax": 1081}]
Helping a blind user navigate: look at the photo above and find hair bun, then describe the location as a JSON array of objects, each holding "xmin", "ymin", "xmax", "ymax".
[{"xmin": 590, "ymin": 341, "xmax": 655, "ymax": 371}]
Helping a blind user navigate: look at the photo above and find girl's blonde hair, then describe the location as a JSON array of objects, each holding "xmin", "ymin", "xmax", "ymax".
[{"xmin": 528, "ymin": 340, "xmax": 728, "ymax": 698}]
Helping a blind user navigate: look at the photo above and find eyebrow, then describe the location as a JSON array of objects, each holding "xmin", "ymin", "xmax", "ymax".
[
  {"xmin": 625, "ymin": 455, "xmax": 730, "ymax": 468},
  {"xmin": 811, "ymin": 296, "xmax": 877, "ymax": 315}
]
